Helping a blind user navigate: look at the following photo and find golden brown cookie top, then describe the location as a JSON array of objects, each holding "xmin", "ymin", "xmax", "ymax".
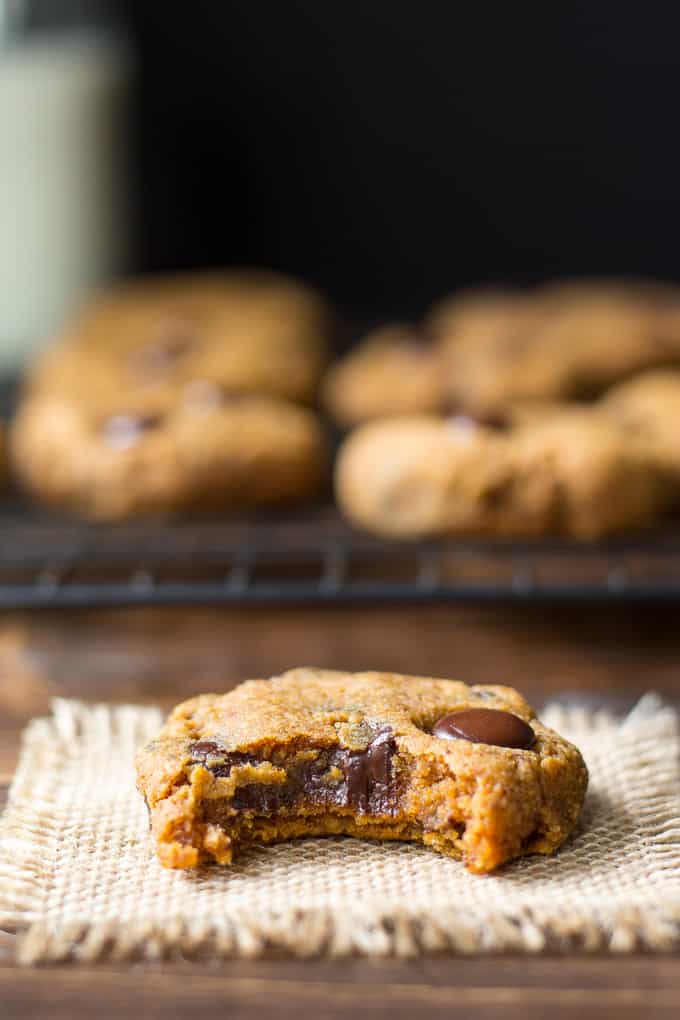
[
  {"xmin": 599, "ymin": 370, "xmax": 680, "ymax": 478},
  {"xmin": 26, "ymin": 269, "xmax": 331, "ymax": 408},
  {"xmin": 428, "ymin": 280, "xmax": 680, "ymax": 410},
  {"xmin": 322, "ymin": 324, "xmax": 447, "ymax": 426},
  {"xmin": 136, "ymin": 667, "xmax": 583, "ymax": 805},
  {"xmin": 334, "ymin": 407, "xmax": 670, "ymax": 539},
  {"xmin": 11, "ymin": 391, "xmax": 327, "ymax": 519},
  {"xmin": 601, "ymin": 368, "xmax": 680, "ymax": 422}
]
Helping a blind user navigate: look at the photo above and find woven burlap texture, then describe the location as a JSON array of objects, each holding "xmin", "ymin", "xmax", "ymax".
[{"xmin": 1, "ymin": 694, "xmax": 680, "ymax": 963}]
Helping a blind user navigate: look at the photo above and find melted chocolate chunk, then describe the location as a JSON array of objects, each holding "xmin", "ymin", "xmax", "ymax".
[
  {"xmin": 343, "ymin": 727, "xmax": 394, "ymax": 812},
  {"xmin": 190, "ymin": 740, "xmax": 224, "ymax": 757},
  {"xmin": 102, "ymin": 414, "xmax": 163, "ymax": 450},
  {"xmin": 189, "ymin": 729, "xmax": 398, "ymax": 815},
  {"xmin": 189, "ymin": 740, "xmax": 258, "ymax": 775},
  {"xmin": 432, "ymin": 709, "xmax": 535, "ymax": 749}
]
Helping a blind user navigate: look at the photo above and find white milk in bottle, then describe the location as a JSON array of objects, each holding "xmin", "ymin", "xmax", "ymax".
[{"xmin": 0, "ymin": 0, "xmax": 130, "ymax": 371}]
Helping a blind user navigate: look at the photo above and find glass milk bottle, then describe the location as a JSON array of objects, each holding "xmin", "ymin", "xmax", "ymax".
[{"xmin": 0, "ymin": 0, "xmax": 131, "ymax": 371}]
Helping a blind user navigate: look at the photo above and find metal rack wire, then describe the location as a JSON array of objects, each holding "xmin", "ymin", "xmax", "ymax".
[{"xmin": 1, "ymin": 499, "xmax": 680, "ymax": 608}]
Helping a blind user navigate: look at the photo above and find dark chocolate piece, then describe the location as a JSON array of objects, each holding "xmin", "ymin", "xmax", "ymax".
[
  {"xmin": 189, "ymin": 741, "xmax": 258, "ymax": 775},
  {"xmin": 190, "ymin": 729, "xmax": 398, "ymax": 816},
  {"xmin": 102, "ymin": 414, "xmax": 162, "ymax": 450},
  {"xmin": 343, "ymin": 728, "xmax": 394, "ymax": 813},
  {"xmin": 190, "ymin": 740, "xmax": 224, "ymax": 757},
  {"xmin": 432, "ymin": 709, "xmax": 535, "ymax": 749}
]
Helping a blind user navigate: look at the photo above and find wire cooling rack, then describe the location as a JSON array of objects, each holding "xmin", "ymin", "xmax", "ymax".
[{"xmin": 1, "ymin": 499, "xmax": 680, "ymax": 608}]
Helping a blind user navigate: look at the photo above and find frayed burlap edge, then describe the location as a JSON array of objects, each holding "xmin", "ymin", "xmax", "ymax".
[
  {"xmin": 2, "ymin": 695, "xmax": 680, "ymax": 964},
  {"xmin": 14, "ymin": 901, "xmax": 680, "ymax": 965}
]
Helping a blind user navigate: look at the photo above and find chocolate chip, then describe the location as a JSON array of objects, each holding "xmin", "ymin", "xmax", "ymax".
[
  {"xmin": 193, "ymin": 729, "xmax": 399, "ymax": 816},
  {"xmin": 190, "ymin": 740, "xmax": 224, "ymax": 757},
  {"xmin": 482, "ymin": 477, "xmax": 514, "ymax": 509},
  {"xmin": 479, "ymin": 411, "xmax": 510, "ymax": 430},
  {"xmin": 102, "ymin": 414, "xmax": 162, "ymax": 450},
  {"xmin": 432, "ymin": 709, "xmax": 535, "ymax": 749},
  {"xmin": 343, "ymin": 728, "xmax": 395, "ymax": 812}
]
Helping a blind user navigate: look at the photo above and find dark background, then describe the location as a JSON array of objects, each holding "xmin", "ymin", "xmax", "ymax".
[{"xmin": 124, "ymin": 2, "xmax": 680, "ymax": 324}]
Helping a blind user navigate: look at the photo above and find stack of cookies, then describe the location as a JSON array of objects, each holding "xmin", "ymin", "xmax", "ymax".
[
  {"xmin": 329, "ymin": 280, "xmax": 680, "ymax": 539},
  {"xmin": 9, "ymin": 272, "xmax": 680, "ymax": 540},
  {"xmin": 11, "ymin": 270, "xmax": 332, "ymax": 519}
]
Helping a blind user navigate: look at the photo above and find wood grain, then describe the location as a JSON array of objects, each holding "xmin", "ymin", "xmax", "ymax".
[
  {"xmin": 3, "ymin": 602, "xmax": 680, "ymax": 773},
  {"xmin": 2, "ymin": 604, "xmax": 680, "ymax": 1018},
  {"xmin": 3, "ymin": 956, "xmax": 680, "ymax": 1019}
]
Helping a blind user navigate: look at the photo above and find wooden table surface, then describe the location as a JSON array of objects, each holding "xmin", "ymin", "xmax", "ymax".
[{"xmin": 2, "ymin": 602, "xmax": 680, "ymax": 1018}]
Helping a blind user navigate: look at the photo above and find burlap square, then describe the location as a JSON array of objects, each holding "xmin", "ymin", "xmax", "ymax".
[{"xmin": 1, "ymin": 695, "xmax": 680, "ymax": 963}]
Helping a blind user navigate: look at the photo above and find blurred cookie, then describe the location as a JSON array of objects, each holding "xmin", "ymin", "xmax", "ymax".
[
  {"xmin": 322, "ymin": 324, "xmax": 447, "ymax": 427},
  {"xmin": 507, "ymin": 410, "xmax": 668, "ymax": 539},
  {"xmin": 26, "ymin": 269, "xmax": 331, "ymax": 408},
  {"xmin": 335, "ymin": 409, "xmax": 668, "ymax": 540},
  {"xmin": 530, "ymin": 280, "xmax": 677, "ymax": 394},
  {"xmin": 428, "ymin": 280, "xmax": 680, "ymax": 412},
  {"xmin": 426, "ymin": 288, "xmax": 548, "ymax": 411},
  {"xmin": 600, "ymin": 369, "xmax": 680, "ymax": 484},
  {"xmin": 336, "ymin": 415, "xmax": 516, "ymax": 539},
  {"xmin": 12, "ymin": 390, "xmax": 327, "ymax": 520}
]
